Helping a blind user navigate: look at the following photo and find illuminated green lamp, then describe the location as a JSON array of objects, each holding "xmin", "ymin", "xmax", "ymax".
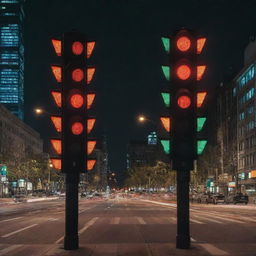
[
  {"xmin": 161, "ymin": 92, "xmax": 170, "ymax": 107},
  {"xmin": 161, "ymin": 66, "xmax": 170, "ymax": 81},
  {"xmin": 160, "ymin": 139, "xmax": 170, "ymax": 154},
  {"xmin": 197, "ymin": 140, "xmax": 207, "ymax": 155},
  {"xmin": 197, "ymin": 117, "xmax": 206, "ymax": 132},
  {"xmin": 161, "ymin": 37, "xmax": 170, "ymax": 53}
]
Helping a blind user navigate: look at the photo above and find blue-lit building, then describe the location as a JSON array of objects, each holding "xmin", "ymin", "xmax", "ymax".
[{"xmin": 0, "ymin": 0, "xmax": 25, "ymax": 119}]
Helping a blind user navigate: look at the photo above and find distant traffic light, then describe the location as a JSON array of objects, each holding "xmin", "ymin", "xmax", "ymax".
[{"xmin": 49, "ymin": 32, "xmax": 97, "ymax": 172}]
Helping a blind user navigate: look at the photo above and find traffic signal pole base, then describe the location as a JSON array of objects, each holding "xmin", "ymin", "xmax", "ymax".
[
  {"xmin": 176, "ymin": 234, "xmax": 190, "ymax": 249},
  {"xmin": 176, "ymin": 169, "xmax": 190, "ymax": 249},
  {"xmin": 64, "ymin": 235, "xmax": 79, "ymax": 250}
]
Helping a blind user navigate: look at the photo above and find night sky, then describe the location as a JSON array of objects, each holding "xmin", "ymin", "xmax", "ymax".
[{"xmin": 24, "ymin": 0, "xmax": 256, "ymax": 176}]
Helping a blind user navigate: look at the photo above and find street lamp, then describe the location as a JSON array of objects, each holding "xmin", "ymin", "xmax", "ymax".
[{"xmin": 34, "ymin": 107, "xmax": 51, "ymax": 115}]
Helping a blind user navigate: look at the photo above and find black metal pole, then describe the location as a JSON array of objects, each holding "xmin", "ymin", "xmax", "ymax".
[
  {"xmin": 64, "ymin": 172, "xmax": 79, "ymax": 250},
  {"xmin": 176, "ymin": 169, "xmax": 190, "ymax": 249}
]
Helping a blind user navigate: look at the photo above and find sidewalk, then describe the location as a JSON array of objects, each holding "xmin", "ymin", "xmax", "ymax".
[{"xmin": 0, "ymin": 196, "xmax": 60, "ymax": 205}]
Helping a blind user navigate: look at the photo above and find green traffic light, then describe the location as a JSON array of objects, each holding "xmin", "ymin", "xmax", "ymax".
[
  {"xmin": 161, "ymin": 66, "xmax": 170, "ymax": 81},
  {"xmin": 161, "ymin": 92, "xmax": 170, "ymax": 107},
  {"xmin": 197, "ymin": 140, "xmax": 207, "ymax": 155},
  {"xmin": 197, "ymin": 117, "xmax": 206, "ymax": 132},
  {"xmin": 161, "ymin": 37, "xmax": 170, "ymax": 53},
  {"xmin": 160, "ymin": 139, "xmax": 170, "ymax": 154}
]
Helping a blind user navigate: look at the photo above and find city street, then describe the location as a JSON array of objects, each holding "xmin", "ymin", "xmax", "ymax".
[{"xmin": 0, "ymin": 197, "xmax": 256, "ymax": 255}]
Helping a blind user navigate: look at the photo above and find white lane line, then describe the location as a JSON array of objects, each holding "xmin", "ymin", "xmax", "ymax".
[
  {"xmin": 2, "ymin": 224, "xmax": 38, "ymax": 238},
  {"xmin": 193, "ymin": 215, "xmax": 223, "ymax": 224},
  {"xmin": 199, "ymin": 243, "xmax": 229, "ymax": 255},
  {"xmin": 191, "ymin": 237, "xmax": 197, "ymax": 242},
  {"xmin": 203, "ymin": 215, "xmax": 245, "ymax": 224},
  {"xmin": 0, "ymin": 244, "xmax": 23, "ymax": 256},
  {"xmin": 110, "ymin": 217, "xmax": 120, "ymax": 224},
  {"xmin": 48, "ymin": 218, "xmax": 59, "ymax": 221},
  {"xmin": 0, "ymin": 217, "xmax": 23, "ymax": 223},
  {"xmin": 136, "ymin": 217, "xmax": 146, "ymax": 224},
  {"xmin": 78, "ymin": 217, "xmax": 98, "ymax": 235},
  {"xmin": 190, "ymin": 218, "xmax": 204, "ymax": 224},
  {"xmin": 55, "ymin": 217, "xmax": 99, "ymax": 244}
]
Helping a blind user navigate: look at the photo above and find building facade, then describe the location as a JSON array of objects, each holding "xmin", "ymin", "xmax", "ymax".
[{"xmin": 0, "ymin": 0, "xmax": 25, "ymax": 119}]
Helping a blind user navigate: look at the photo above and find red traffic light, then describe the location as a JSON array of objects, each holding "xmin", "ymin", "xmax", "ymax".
[
  {"xmin": 70, "ymin": 94, "xmax": 84, "ymax": 108},
  {"xmin": 72, "ymin": 68, "xmax": 84, "ymax": 82},
  {"xmin": 72, "ymin": 41, "xmax": 84, "ymax": 55},
  {"xmin": 177, "ymin": 95, "xmax": 191, "ymax": 109},
  {"xmin": 176, "ymin": 36, "xmax": 191, "ymax": 52},
  {"xmin": 176, "ymin": 65, "xmax": 191, "ymax": 80},
  {"xmin": 71, "ymin": 122, "xmax": 84, "ymax": 135}
]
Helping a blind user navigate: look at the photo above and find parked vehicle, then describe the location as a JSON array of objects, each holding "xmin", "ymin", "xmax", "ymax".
[
  {"xmin": 207, "ymin": 194, "xmax": 225, "ymax": 204},
  {"xmin": 225, "ymin": 193, "xmax": 248, "ymax": 204},
  {"xmin": 196, "ymin": 193, "xmax": 211, "ymax": 203}
]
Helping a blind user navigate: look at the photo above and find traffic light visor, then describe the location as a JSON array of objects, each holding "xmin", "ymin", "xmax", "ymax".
[
  {"xmin": 177, "ymin": 95, "xmax": 191, "ymax": 109},
  {"xmin": 70, "ymin": 94, "xmax": 84, "ymax": 108},
  {"xmin": 72, "ymin": 41, "xmax": 84, "ymax": 55},
  {"xmin": 176, "ymin": 36, "xmax": 191, "ymax": 52},
  {"xmin": 71, "ymin": 122, "xmax": 84, "ymax": 135},
  {"xmin": 176, "ymin": 65, "xmax": 191, "ymax": 80}
]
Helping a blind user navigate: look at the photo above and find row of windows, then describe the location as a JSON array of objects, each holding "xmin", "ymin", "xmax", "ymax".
[
  {"xmin": 0, "ymin": 0, "xmax": 19, "ymax": 3},
  {"xmin": 0, "ymin": 25, "xmax": 19, "ymax": 47},
  {"xmin": 0, "ymin": 13, "xmax": 16, "ymax": 16},
  {"xmin": 238, "ymin": 153, "xmax": 256, "ymax": 169},
  {"xmin": 237, "ymin": 65, "xmax": 255, "ymax": 90},
  {"xmin": 239, "ymin": 135, "xmax": 256, "ymax": 151},
  {"xmin": 239, "ymin": 88, "xmax": 255, "ymax": 105}
]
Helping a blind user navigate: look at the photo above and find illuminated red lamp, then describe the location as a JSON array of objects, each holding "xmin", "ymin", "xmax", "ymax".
[
  {"xmin": 50, "ymin": 139, "xmax": 62, "ymax": 155},
  {"xmin": 177, "ymin": 95, "xmax": 191, "ymax": 109},
  {"xmin": 51, "ymin": 66, "xmax": 62, "ymax": 82},
  {"xmin": 87, "ymin": 93, "xmax": 95, "ymax": 109},
  {"xmin": 197, "ymin": 38, "xmax": 206, "ymax": 54},
  {"xmin": 87, "ymin": 140, "xmax": 96, "ymax": 155},
  {"xmin": 70, "ymin": 94, "xmax": 84, "ymax": 108},
  {"xmin": 87, "ymin": 118, "xmax": 96, "ymax": 134},
  {"xmin": 176, "ymin": 65, "xmax": 191, "ymax": 80},
  {"xmin": 51, "ymin": 39, "xmax": 62, "ymax": 56},
  {"xmin": 160, "ymin": 117, "xmax": 171, "ymax": 132},
  {"xmin": 87, "ymin": 41, "xmax": 95, "ymax": 58},
  {"xmin": 51, "ymin": 116, "xmax": 62, "ymax": 132},
  {"xmin": 71, "ymin": 122, "xmax": 84, "ymax": 135},
  {"xmin": 87, "ymin": 160, "xmax": 96, "ymax": 171},
  {"xmin": 87, "ymin": 68, "xmax": 95, "ymax": 84},
  {"xmin": 50, "ymin": 158, "xmax": 61, "ymax": 170},
  {"xmin": 197, "ymin": 92, "xmax": 207, "ymax": 108},
  {"xmin": 51, "ymin": 91, "xmax": 61, "ymax": 108},
  {"xmin": 72, "ymin": 68, "xmax": 84, "ymax": 82},
  {"xmin": 72, "ymin": 41, "xmax": 84, "ymax": 55},
  {"xmin": 176, "ymin": 36, "xmax": 191, "ymax": 52}
]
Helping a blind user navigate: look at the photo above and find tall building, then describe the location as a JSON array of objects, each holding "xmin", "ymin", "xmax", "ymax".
[{"xmin": 0, "ymin": 0, "xmax": 25, "ymax": 119}]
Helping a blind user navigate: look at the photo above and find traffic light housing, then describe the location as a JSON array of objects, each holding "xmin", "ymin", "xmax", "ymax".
[
  {"xmin": 49, "ymin": 32, "xmax": 97, "ymax": 173},
  {"xmin": 160, "ymin": 29, "xmax": 207, "ymax": 170}
]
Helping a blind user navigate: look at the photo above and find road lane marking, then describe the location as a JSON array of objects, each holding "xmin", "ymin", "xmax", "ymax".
[
  {"xmin": 193, "ymin": 215, "xmax": 223, "ymax": 224},
  {"xmin": 202, "ymin": 214, "xmax": 245, "ymax": 224},
  {"xmin": 78, "ymin": 217, "xmax": 98, "ymax": 234},
  {"xmin": 48, "ymin": 218, "xmax": 59, "ymax": 221},
  {"xmin": 191, "ymin": 237, "xmax": 197, "ymax": 242},
  {"xmin": 199, "ymin": 243, "xmax": 229, "ymax": 255},
  {"xmin": 0, "ymin": 217, "xmax": 23, "ymax": 223},
  {"xmin": 136, "ymin": 217, "xmax": 146, "ymax": 224},
  {"xmin": 110, "ymin": 217, "xmax": 120, "ymax": 224},
  {"xmin": 2, "ymin": 224, "xmax": 38, "ymax": 238},
  {"xmin": 190, "ymin": 218, "xmax": 204, "ymax": 224},
  {"xmin": 55, "ymin": 217, "xmax": 99, "ymax": 244},
  {"xmin": 0, "ymin": 245, "xmax": 23, "ymax": 256}
]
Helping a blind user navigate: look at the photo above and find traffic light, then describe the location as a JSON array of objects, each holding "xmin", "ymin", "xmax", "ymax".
[
  {"xmin": 49, "ymin": 32, "xmax": 97, "ymax": 173},
  {"xmin": 160, "ymin": 29, "xmax": 207, "ymax": 170}
]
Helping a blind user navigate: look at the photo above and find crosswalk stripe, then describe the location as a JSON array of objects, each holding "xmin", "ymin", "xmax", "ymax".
[
  {"xmin": 79, "ymin": 217, "xmax": 99, "ymax": 234},
  {"xmin": 193, "ymin": 215, "xmax": 223, "ymax": 224},
  {"xmin": 110, "ymin": 217, "xmax": 120, "ymax": 224},
  {"xmin": 190, "ymin": 218, "xmax": 205, "ymax": 224},
  {"xmin": 0, "ymin": 217, "xmax": 23, "ymax": 223},
  {"xmin": 136, "ymin": 217, "xmax": 146, "ymax": 224},
  {"xmin": 0, "ymin": 245, "xmax": 23, "ymax": 256},
  {"xmin": 199, "ymin": 243, "xmax": 229, "ymax": 255},
  {"xmin": 202, "ymin": 214, "xmax": 245, "ymax": 224}
]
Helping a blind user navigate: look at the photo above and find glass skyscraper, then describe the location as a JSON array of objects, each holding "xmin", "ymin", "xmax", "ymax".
[{"xmin": 0, "ymin": 0, "xmax": 24, "ymax": 119}]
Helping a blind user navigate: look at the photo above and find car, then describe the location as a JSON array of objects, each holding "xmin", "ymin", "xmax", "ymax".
[
  {"xmin": 207, "ymin": 194, "xmax": 225, "ymax": 204},
  {"xmin": 13, "ymin": 194, "xmax": 27, "ymax": 203},
  {"xmin": 196, "ymin": 193, "xmax": 211, "ymax": 203},
  {"xmin": 225, "ymin": 193, "xmax": 248, "ymax": 204}
]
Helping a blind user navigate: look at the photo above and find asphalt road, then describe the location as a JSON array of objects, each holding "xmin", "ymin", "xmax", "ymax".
[{"xmin": 0, "ymin": 196, "xmax": 256, "ymax": 256}]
